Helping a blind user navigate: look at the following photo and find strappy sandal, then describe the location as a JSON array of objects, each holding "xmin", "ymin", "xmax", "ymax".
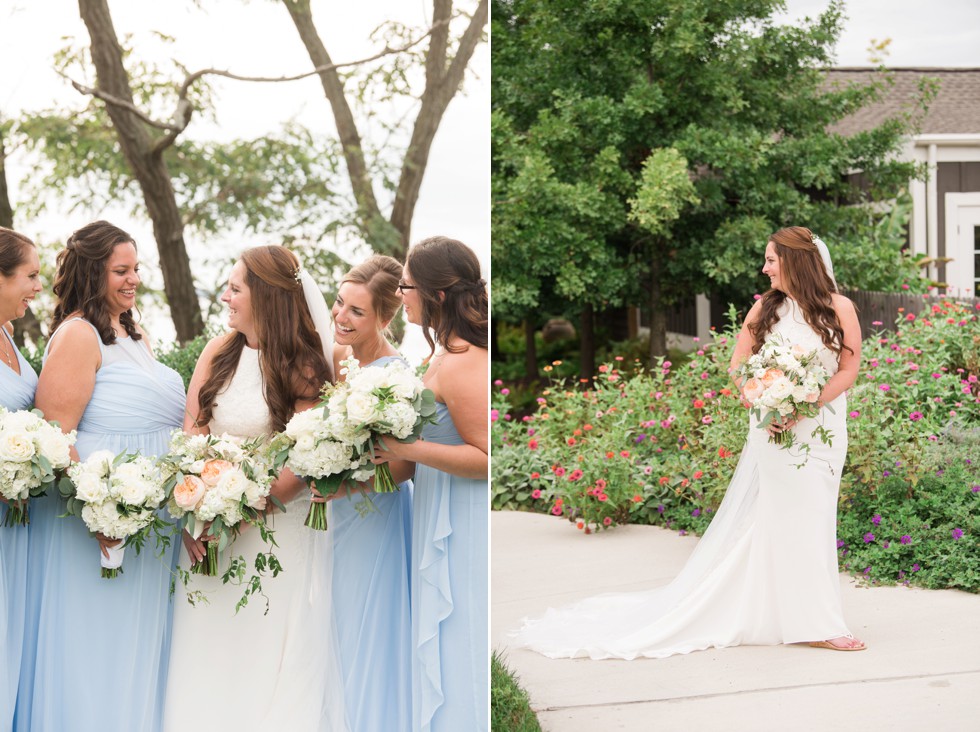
[{"xmin": 808, "ymin": 636, "xmax": 866, "ymax": 652}]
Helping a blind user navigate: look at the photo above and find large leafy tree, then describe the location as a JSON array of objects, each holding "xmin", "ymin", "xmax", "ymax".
[{"xmin": 492, "ymin": 0, "xmax": 926, "ymax": 367}]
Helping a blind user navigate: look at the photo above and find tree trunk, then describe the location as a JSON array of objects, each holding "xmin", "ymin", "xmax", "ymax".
[
  {"xmin": 388, "ymin": 0, "xmax": 488, "ymax": 253},
  {"xmin": 78, "ymin": 0, "xmax": 203, "ymax": 343},
  {"xmin": 282, "ymin": 0, "xmax": 487, "ymax": 257},
  {"xmin": 648, "ymin": 251, "xmax": 668, "ymax": 363},
  {"xmin": 579, "ymin": 303, "xmax": 595, "ymax": 382},
  {"xmin": 281, "ymin": 0, "xmax": 398, "ymax": 256},
  {"xmin": 0, "ymin": 123, "xmax": 13, "ymax": 229},
  {"xmin": 523, "ymin": 318, "xmax": 537, "ymax": 382},
  {"xmin": 0, "ymin": 122, "xmax": 44, "ymax": 347}
]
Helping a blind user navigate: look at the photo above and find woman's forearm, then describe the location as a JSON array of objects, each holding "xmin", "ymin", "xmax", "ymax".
[{"xmin": 398, "ymin": 440, "xmax": 487, "ymax": 480}]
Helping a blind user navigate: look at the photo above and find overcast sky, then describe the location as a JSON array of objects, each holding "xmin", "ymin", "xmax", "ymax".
[{"xmin": 776, "ymin": 0, "xmax": 980, "ymax": 66}]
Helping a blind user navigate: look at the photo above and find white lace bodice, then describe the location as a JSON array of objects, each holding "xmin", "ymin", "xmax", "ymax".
[
  {"xmin": 771, "ymin": 299, "xmax": 840, "ymax": 377},
  {"xmin": 209, "ymin": 346, "xmax": 274, "ymax": 439}
]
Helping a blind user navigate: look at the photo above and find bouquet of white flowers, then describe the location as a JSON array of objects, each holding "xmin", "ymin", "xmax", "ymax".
[
  {"xmin": 270, "ymin": 357, "xmax": 437, "ymax": 530},
  {"xmin": 736, "ymin": 333, "xmax": 832, "ymax": 447},
  {"xmin": 59, "ymin": 450, "xmax": 169, "ymax": 578},
  {"xmin": 0, "ymin": 406, "xmax": 76, "ymax": 526},
  {"xmin": 269, "ymin": 408, "xmax": 372, "ymax": 530},
  {"xmin": 162, "ymin": 431, "xmax": 277, "ymax": 584}
]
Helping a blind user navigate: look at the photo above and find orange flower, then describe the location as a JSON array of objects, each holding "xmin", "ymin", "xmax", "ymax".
[{"xmin": 200, "ymin": 459, "xmax": 233, "ymax": 487}]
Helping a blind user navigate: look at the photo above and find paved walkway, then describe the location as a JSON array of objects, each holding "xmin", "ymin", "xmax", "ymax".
[{"xmin": 492, "ymin": 510, "xmax": 980, "ymax": 731}]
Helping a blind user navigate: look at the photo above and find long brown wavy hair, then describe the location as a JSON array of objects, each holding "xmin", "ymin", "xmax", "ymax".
[
  {"xmin": 50, "ymin": 221, "xmax": 142, "ymax": 345},
  {"xmin": 749, "ymin": 226, "xmax": 852, "ymax": 357},
  {"xmin": 196, "ymin": 246, "xmax": 332, "ymax": 432},
  {"xmin": 405, "ymin": 236, "xmax": 488, "ymax": 357}
]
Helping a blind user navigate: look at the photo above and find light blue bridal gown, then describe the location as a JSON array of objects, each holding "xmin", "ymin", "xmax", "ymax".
[
  {"xmin": 15, "ymin": 318, "xmax": 184, "ymax": 732},
  {"xmin": 330, "ymin": 356, "xmax": 413, "ymax": 731},
  {"xmin": 0, "ymin": 328, "xmax": 37, "ymax": 731},
  {"xmin": 411, "ymin": 402, "xmax": 488, "ymax": 732}
]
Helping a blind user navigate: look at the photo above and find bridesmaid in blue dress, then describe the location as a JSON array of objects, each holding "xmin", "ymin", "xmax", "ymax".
[
  {"xmin": 374, "ymin": 238, "xmax": 488, "ymax": 732},
  {"xmin": 17, "ymin": 221, "xmax": 185, "ymax": 732},
  {"xmin": 0, "ymin": 228, "xmax": 42, "ymax": 731},
  {"xmin": 326, "ymin": 255, "xmax": 414, "ymax": 731}
]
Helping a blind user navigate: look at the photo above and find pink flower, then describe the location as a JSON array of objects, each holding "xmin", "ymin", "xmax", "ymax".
[
  {"xmin": 174, "ymin": 475, "xmax": 207, "ymax": 510},
  {"xmin": 493, "ymin": 379, "xmax": 503, "ymax": 386},
  {"xmin": 501, "ymin": 388, "xmax": 510, "ymax": 396},
  {"xmin": 490, "ymin": 409, "xmax": 499, "ymax": 422},
  {"xmin": 200, "ymin": 459, "xmax": 233, "ymax": 487},
  {"xmin": 603, "ymin": 517, "xmax": 613, "ymax": 526},
  {"xmin": 909, "ymin": 411, "xmax": 923, "ymax": 421},
  {"xmin": 878, "ymin": 384, "xmax": 891, "ymax": 392},
  {"xmin": 531, "ymin": 489, "xmax": 542, "ymax": 499}
]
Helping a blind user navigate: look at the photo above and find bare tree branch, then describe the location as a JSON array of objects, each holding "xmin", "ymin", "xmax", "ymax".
[{"xmin": 65, "ymin": 16, "xmax": 451, "ymax": 156}]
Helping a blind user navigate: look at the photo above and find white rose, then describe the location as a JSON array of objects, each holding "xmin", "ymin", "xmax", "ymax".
[
  {"xmin": 215, "ymin": 468, "xmax": 250, "ymax": 502},
  {"xmin": 346, "ymin": 392, "xmax": 380, "ymax": 426},
  {"xmin": 74, "ymin": 472, "xmax": 109, "ymax": 503},
  {"xmin": 36, "ymin": 428, "xmax": 73, "ymax": 468},
  {"xmin": 0, "ymin": 431, "xmax": 36, "ymax": 463}
]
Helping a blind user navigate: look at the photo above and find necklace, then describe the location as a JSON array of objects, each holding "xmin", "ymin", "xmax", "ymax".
[{"xmin": 0, "ymin": 335, "xmax": 13, "ymax": 369}]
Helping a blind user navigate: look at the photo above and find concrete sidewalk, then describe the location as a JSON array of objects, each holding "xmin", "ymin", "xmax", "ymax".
[{"xmin": 491, "ymin": 510, "xmax": 980, "ymax": 731}]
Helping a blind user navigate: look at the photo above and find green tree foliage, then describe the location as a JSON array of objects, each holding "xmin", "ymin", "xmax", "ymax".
[{"xmin": 492, "ymin": 0, "xmax": 929, "ymax": 364}]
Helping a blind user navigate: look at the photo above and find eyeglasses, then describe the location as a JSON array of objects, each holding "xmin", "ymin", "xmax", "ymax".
[{"xmin": 397, "ymin": 282, "xmax": 417, "ymax": 293}]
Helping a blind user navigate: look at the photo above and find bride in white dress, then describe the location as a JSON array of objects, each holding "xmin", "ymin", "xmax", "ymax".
[
  {"xmin": 163, "ymin": 246, "xmax": 348, "ymax": 730},
  {"xmin": 514, "ymin": 226, "xmax": 866, "ymax": 658}
]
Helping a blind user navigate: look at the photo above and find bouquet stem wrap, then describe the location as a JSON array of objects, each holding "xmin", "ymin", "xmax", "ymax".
[{"xmin": 101, "ymin": 543, "xmax": 126, "ymax": 579}]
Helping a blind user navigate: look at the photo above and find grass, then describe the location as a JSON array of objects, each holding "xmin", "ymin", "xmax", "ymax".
[{"xmin": 491, "ymin": 651, "xmax": 542, "ymax": 732}]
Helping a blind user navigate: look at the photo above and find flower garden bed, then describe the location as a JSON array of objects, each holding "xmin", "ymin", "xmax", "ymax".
[{"xmin": 492, "ymin": 300, "xmax": 980, "ymax": 592}]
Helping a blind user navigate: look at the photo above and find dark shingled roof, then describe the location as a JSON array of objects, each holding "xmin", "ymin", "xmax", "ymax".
[{"xmin": 825, "ymin": 68, "xmax": 980, "ymax": 136}]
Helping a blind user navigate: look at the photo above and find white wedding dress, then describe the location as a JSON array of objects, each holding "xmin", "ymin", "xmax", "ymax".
[
  {"xmin": 514, "ymin": 299, "xmax": 852, "ymax": 659},
  {"xmin": 163, "ymin": 346, "xmax": 348, "ymax": 729}
]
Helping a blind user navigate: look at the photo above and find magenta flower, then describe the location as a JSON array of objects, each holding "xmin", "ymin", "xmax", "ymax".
[
  {"xmin": 657, "ymin": 504, "xmax": 665, "ymax": 514},
  {"xmin": 911, "ymin": 563, "xmax": 921, "ymax": 572},
  {"xmin": 531, "ymin": 489, "xmax": 542, "ymax": 499},
  {"xmin": 872, "ymin": 514, "xmax": 882, "ymax": 526},
  {"xmin": 493, "ymin": 379, "xmax": 503, "ymax": 386},
  {"xmin": 951, "ymin": 528, "xmax": 964, "ymax": 540},
  {"xmin": 691, "ymin": 508, "xmax": 701, "ymax": 517},
  {"xmin": 849, "ymin": 411, "xmax": 860, "ymax": 419},
  {"xmin": 863, "ymin": 532, "xmax": 875, "ymax": 543},
  {"xmin": 836, "ymin": 539, "xmax": 846, "ymax": 549},
  {"xmin": 490, "ymin": 409, "xmax": 499, "ymax": 422},
  {"xmin": 501, "ymin": 388, "xmax": 510, "ymax": 396},
  {"xmin": 879, "ymin": 384, "xmax": 891, "ymax": 392}
]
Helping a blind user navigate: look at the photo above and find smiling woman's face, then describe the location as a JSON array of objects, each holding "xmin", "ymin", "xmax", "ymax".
[
  {"xmin": 0, "ymin": 246, "xmax": 42, "ymax": 323},
  {"xmin": 762, "ymin": 240, "xmax": 783, "ymax": 293}
]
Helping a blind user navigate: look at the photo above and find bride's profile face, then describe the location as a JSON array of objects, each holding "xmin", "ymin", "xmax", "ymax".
[
  {"xmin": 762, "ymin": 241, "xmax": 784, "ymax": 293},
  {"xmin": 221, "ymin": 260, "xmax": 254, "ymax": 338}
]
